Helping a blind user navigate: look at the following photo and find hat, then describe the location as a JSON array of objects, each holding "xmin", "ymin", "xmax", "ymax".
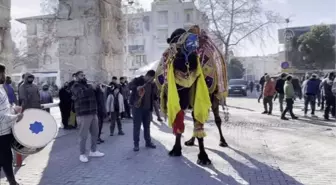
[{"xmin": 167, "ymin": 28, "xmax": 186, "ymax": 44}]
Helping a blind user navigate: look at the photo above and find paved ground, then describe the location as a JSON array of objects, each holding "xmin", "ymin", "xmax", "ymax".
[{"xmin": 1, "ymin": 92, "xmax": 335, "ymax": 185}]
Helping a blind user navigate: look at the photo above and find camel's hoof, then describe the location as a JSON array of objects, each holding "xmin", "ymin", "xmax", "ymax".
[
  {"xmin": 184, "ymin": 138, "xmax": 195, "ymax": 146},
  {"xmin": 168, "ymin": 147, "xmax": 182, "ymax": 157},
  {"xmin": 197, "ymin": 152, "xmax": 212, "ymax": 165},
  {"xmin": 219, "ymin": 140, "xmax": 229, "ymax": 147}
]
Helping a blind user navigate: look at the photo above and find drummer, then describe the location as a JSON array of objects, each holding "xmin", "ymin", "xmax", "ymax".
[{"xmin": 0, "ymin": 63, "xmax": 23, "ymax": 185}]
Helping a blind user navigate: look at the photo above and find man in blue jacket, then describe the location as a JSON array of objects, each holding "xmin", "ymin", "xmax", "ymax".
[{"xmin": 303, "ymin": 74, "xmax": 320, "ymax": 117}]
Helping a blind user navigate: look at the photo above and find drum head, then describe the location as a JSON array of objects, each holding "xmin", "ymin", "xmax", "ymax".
[{"xmin": 13, "ymin": 108, "xmax": 58, "ymax": 148}]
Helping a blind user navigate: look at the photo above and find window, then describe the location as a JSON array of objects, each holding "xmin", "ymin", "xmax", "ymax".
[
  {"xmin": 157, "ymin": 29, "xmax": 168, "ymax": 43},
  {"xmin": 132, "ymin": 55, "xmax": 147, "ymax": 67},
  {"xmin": 174, "ymin": 12, "xmax": 179, "ymax": 22},
  {"xmin": 157, "ymin": 11, "xmax": 168, "ymax": 25},
  {"xmin": 184, "ymin": 9, "xmax": 193, "ymax": 23}
]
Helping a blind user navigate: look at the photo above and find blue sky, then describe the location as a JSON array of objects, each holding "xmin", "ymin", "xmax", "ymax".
[{"xmin": 11, "ymin": 0, "xmax": 336, "ymax": 56}]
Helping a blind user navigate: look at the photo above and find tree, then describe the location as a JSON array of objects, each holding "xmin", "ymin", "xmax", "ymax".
[
  {"xmin": 40, "ymin": 0, "xmax": 58, "ymax": 14},
  {"xmin": 199, "ymin": 0, "xmax": 282, "ymax": 62},
  {"xmin": 297, "ymin": 25, "xmax": 335, "ymax": 70},
  {"xmin": 227, "ymin": 58, "xmax": 245, "ymax": 79}
]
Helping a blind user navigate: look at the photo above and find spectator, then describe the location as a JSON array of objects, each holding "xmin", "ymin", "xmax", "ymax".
[
  {"xmin": 319, "ymin": 74, "xmax": 329, "ymax": 110},
  {"xmin": 262, "ymin": 75, "xmax": 276, "ymax": 115},
  {"xmin": 71, "ymin": 71, "xmax": 104, "ymax": 163},
  {"xmin": 39, "ymin": 84, "xmax": 53, "ymax": 113},
  {"xmin": 110, "ymin": 76, "xmax": 118, "ymax": 86},
  {"xmin": 17, "ymin": 74, "xmax": 25, "ymax": 106},
  {"xmin": 321, "ymin": 72, "xmax": 335, "ymax": 120},
  {"xmin": 106, "ymin": 85, "xmax": 125, "ymax": 136},
  {"xmin": 258, "ymin": 73, "xmax": 267, "ymax": 103},
  {"xmin": 95, "ymin": 83, "xmax": 107, "ymax": 144},
  {"xmin": 303, "ymin": 74, "xmax": 319, "ymax": 117},
  {"xmin": 59, "ymin": 82, "xmax": 73, "ymax": 129},
  {"xmin": 18, "ymin": 73, "xmax": 41, "ymax": 111},
  {"xmin": 249, "ymin": 81, "xmax": 254, "ymax": 93},
  {"xmin": 281, "ymin": 76, "xmax": 298, "ymax": 120},
  {"xmin": 120, "ymin": 77, "xmax": 131, "ymax": 118},
  {"xmin": 3, "ymin": 76, "xmax": 17, "ymax": 105},
  {"xmin": 275, "ymin": 73, "xmax": 287, "ymax": 112}
]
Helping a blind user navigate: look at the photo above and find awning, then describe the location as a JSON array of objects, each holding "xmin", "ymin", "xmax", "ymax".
[{"xmin": 133, "ymin": 60, "xmax": 160, "ymax": 77}]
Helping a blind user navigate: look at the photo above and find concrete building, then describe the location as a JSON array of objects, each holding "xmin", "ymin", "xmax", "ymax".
[
  {"xmin": 0, "ymin": 0, "xmax": 13, "ymax": 72},
  {"xmin": 125, "ymin": 0, "xmax": 208, "ymax": 77},
  {"xmin": 15, "ymin": 0, "xmax": 125, "ymax": 86},
  {"xmin": 238, "ymin": 52, "xmax": 283, "ymax": 81}
]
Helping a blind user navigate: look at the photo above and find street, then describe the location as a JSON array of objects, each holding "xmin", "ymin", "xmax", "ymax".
[{"xmin": 1, "ymin": 93, "xmax": 335, "ymax": 185}]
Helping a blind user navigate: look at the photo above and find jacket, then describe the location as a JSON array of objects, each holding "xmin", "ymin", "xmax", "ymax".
[
  {"xmin": 0, "ymin": 85, "xmax": 18, "ymax": 136},
  {"xmin": 18, "ymin": 73, "xmax": 41, "ymax": 110},
  {"xmin": 106, "ymin": 93, "xmax": 125, "ymax": 113},
  {"xmin": 322, "ymin": 78, "xmax": 334, "ymax": 98},
  {"xmin": 129, "ymin": 76, "xmax": 156, "ymax": 111},
  {"xmin": 263, "ymin": 80, "xmax": 276, "ymax": 97},
  {"xmin": 284, "ymin": 81, "xmax": 295, "ymax": 99},
  {"xmin": 305, "ymin": 78, "xmax": 320, "ymax": 95},
  {"xmin": 3, "ymin": 83, "xmax": 17, "ymax": 105},
  {"xmin": 95, "ymin": 86, "xmax": 107, "ymax": 117},
  {"xmin": 332, "ymin": 78, "xmax": 336, "ymax": 96},
  {"xmin": 71, "ymin": 81, "xmax": 97, "ymax": 116},
  {"xmin": 275, "ymin": 78, "xmax": 285, "ymax": 94}
]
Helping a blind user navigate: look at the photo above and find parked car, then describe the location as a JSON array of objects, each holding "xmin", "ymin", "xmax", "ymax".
[{"xmin": 228, "ymin": 79, "xmax": 248, "ymax": 96}]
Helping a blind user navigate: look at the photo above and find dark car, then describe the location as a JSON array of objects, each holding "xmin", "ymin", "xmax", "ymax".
[{"xmin": 228, "ymin": 79, "xmax": 248, "ymax": 96}]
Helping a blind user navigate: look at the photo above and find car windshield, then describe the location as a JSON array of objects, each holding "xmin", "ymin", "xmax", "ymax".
[{"xmin": 229, "ymin": 79, "xmax": 247, "ymax": 85}]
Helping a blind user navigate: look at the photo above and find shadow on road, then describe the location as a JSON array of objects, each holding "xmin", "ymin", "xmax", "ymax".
[{"xmin": 206, "ymin": 147, "xmax": 304, "ymax": 185}]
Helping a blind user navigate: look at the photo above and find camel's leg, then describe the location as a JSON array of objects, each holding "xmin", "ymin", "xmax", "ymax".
[
  {"xmin": 212, "ymin": 97, "xmax": 228, "ymax": 147},
  {"xmin": 197, "ymin": 137, "xmax": 211, "ymax": 165},
  {"xmin": 184, "ymin": 136, "xmax": 196, "ymax": 146},
  {"xmin": 169, "ymin": 134, "xmax": 182, "ymax": 157},
  {"xmin": 168, "ymin": 110, "xmax": 185, "ymax": 157}
]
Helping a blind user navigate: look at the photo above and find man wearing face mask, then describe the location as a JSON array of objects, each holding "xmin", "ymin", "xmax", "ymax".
[
  {"xmin": 71, "ymin": 71, "xmax": 104, "ymax": 163},
  {"xmin": 18, "ymin": 72, "xmax": 41, "ymax": 111}
]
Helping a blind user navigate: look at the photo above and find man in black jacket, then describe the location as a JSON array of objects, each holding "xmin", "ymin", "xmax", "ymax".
[
  {"xmin": 258, "ymin": 73, "xmax": 267, "ymax": 103},
  {"xmin": 321, "ymin": 72, "xmax": 335, "ymax": 120},
  {"xmin": 275, "ymin": 73, "xmax": 287, "ymax": 112},
  {"xmin": 129, "ymin": 70, "xmax": 157, "ymax": 152},
  {"xmin": 95, "ymin": 84, "xmax": 107, "ymax": 144}
]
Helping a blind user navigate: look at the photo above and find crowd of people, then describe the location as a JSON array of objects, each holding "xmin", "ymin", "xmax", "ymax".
[{"xmin": 258, "ymin": 72, "xmax": 336, "ymax": 120}]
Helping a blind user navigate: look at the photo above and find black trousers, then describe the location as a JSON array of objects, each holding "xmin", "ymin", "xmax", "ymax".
[
  {"xmin": 263, "ymin": 96, "xmax": 273, "ymax": 113},
  {"xmin": 304, "ymin": 95, "xmax": 316, "ymax": 115},
  {"xmin": 0, "ymin": 134, "xmax": 16, "ymax": 185},
  {"xmin": 97, "ymin": 115, "xmax": 104, "ymax": 139},
  {"xmin": 60, "ymin": 105, "xmax": 71, "ymax": 128},
  {"xmin": 110, "ymin": 112, "xmax": 122, "ymax": 134},
  {"xmin": 124, "ymin": 99, "xmax": 131, "ymax": 118},
  {"xmin": 281, "ymin": 98, "xmax": 295, "ymax": 118},
  {"xmin": 324, "ymin": 96, "xmax": 336, "ymax": 119}
]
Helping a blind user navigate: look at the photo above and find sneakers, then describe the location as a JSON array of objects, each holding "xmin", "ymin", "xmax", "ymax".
[
  {"xmin": 133, "ymin": 146, "xmax": 140, "ymax": 152},
  {"xmin": 118, "ymin": 131, "xmax": 125, "ymax": 135},
  {"xmin": 261, "ymin": 111, "xmax": 268, "ymax": 114},
  {"xmin": 146, "ymin": 143, "xmax": 156, "ymax": 149},
  {"xmin": 79, "ymin": 155, "xmax": 89, "ymax": 163},
  {"xmin": 89, "ymin": 151, "xmax": 105, "ymax": 157}
]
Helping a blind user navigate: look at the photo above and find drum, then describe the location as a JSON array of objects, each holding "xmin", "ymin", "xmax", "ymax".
[{"xmin": 11, "ymin": 108, "xmax": 58, "ymax": 155}]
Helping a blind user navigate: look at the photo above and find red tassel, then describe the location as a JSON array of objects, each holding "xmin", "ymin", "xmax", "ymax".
[{"xmin": 173, "ymin": 110, "xmax": 185, "ymax": 135}]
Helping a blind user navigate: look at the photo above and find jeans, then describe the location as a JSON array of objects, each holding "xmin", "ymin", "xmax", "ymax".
[
  {"xmin": 77, "ymin": 114, "xmax": 99, "ymax": 155},
  {"xmin": 132, "ymin": 108, "xmax": 152, "ymax": 146},
  {"xmin": 0, "ymin": 134, "xmax": 17, "ymax": 185},
  {"xmin": 97, "ymin": 114, "xmax": 104, "ymax": 139},
  {"xmin": 324, "ymin": 96, "xmax": 336, "ymax": 119},
  {"xmin": 304, "ymin": 95, "xmax": 316, "ymax": 115},
  {"xmin": 110, "ymin": 112, "xmax": 122, "ymax": 134},
  {"xmin": 278, "ymin": 93, "xmax": 285, "ymax": 112},
  {"xmin": 281, "ymin": 98, "xmax": 295, "ymax": 118},
  {"xmin": 263, "ymin": 96, "xmax": 273, "ymax": 113}
]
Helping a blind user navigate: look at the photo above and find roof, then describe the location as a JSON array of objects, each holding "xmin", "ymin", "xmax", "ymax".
[{"xmin": 16, "ymin": 14, "xmax": 56, "ymax": 24}]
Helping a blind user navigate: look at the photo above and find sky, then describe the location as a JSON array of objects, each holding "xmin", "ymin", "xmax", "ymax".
[{"xmin": 10, "ymin": 0, "xmax": 336, "ymax": 57}]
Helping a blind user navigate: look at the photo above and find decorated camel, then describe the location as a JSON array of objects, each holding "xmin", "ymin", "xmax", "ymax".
[{"xmin": 155, "ymin": 25, "xmax": 229, "ymax": 165}]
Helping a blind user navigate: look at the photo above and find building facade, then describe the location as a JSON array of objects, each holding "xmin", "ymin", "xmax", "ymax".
[
  {"xmin": 238, "ymin": 52, "xmax": 283, "ymax": 81},
  {"xmin": 125, "ymin": 0, "xmax": 208, "ymax": 77},
  {"xmin": 15, "ymin": 0, "xmax": 125, "ymax": 86}
]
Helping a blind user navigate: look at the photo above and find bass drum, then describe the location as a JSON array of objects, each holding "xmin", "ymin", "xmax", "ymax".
[{"xmin": 11, "ymin": 108, "xmax": 58, "ymax": 155}]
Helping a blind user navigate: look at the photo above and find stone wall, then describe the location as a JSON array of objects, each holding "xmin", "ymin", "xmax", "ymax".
[
  {"xmin": 57, "ymin": 0, "xmax": 125, "ymax": 83},
  {"xmin": 0, "ymin": 0, "xmax": 13, "ymax": 73}
]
